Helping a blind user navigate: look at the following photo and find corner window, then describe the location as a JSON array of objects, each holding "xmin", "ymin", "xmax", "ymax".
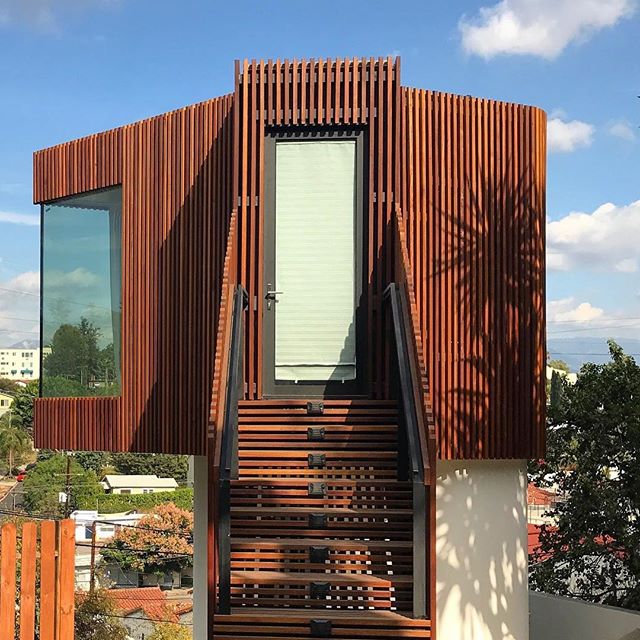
[{"xmin": 41, "ymin": 186, "xmax": 122, "ymax": 398}]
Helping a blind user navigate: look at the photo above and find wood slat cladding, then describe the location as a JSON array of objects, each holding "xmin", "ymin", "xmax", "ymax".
[
  {"xmin": 233, "ymin": 58, "xmax": 401, "ymax": 400},
  {"xmin": 33, "ymin": 95, "xmax": 234, "ymax": 454},
  {"xmin": 32, "ymin": 57, "xmax": 547, "ymax": 461},
  {"xmin": 400, "ymin": 88, "xmax": 546, "ymax": 459}
]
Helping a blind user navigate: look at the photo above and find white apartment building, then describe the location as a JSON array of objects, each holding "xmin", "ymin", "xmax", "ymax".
[{"xmin": 0, "ymin": 347, "xmax": 48, "ymax": 381}]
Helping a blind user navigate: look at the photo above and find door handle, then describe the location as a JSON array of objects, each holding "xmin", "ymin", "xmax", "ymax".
[{"xmin": 265, "ymin": 287, "xmax": 282, "ymax": 310}]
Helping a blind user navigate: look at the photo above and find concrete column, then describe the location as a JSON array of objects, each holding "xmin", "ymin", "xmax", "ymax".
[
  {"xmin": 190, "ymin": 455, "xmax": 208, "ymax": 640},
  {"xmin": 436, "ymin": 459, "xmax": 529, "ymax": 640}
]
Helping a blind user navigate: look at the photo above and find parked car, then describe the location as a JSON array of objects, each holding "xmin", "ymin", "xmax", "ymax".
[{"xmin": 16, "ymin": 471, "xmax": 27, "ymax": 482}]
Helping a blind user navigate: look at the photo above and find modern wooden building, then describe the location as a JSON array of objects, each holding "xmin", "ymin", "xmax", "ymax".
[{"xmin": 33, "ymin": 57, "xmax": 546, "ymax": 640}]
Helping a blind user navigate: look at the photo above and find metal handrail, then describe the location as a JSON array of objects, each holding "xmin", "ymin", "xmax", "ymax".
[
  {"xmin": 384, "ymin": 281, "xmax": 428, "ymax": 619},
  {"xmin": 217, "ymin": 284, "xmax": 248, "ymax": 614}
]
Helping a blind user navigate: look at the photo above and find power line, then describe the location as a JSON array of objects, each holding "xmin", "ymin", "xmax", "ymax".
[
  {"xmin": 547, "ymin": 352, "xmax": 640, "ymax": 357},
  {"xmin": 548, "ymin": 316, "xmax": 640, "ymax": 324},
  {"xmin": 0, "ymin": 286, "xmax": 112, "ymax": 313}
]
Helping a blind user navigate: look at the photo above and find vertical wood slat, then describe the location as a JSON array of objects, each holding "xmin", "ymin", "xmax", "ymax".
[
  {"xmin": 33, "ymin": 59, "xmax": 546, "ymax": 461},
  {"xmin": 0, "ymin": 520, "xmax": 74, "ymax": 640},
  {"xmin": 400, "ymin": 87, "xmax": 546, "ymax": 459},
  {"xmin": 34, "ymin": 94, "xmax": 234, "ymax": 455},
  {"xmin": 39, "ymin": 521, "xmax": 56, "ymax": 640},
  {"xmin": 0, "ymin": 523, "xmax": 16, "ymax": 639},
  {"xmin": 57, "ymin": 520, "xmax": 75, "ymax": 639},
  {"xmin": 19, "ymin": 523, "xmax": 37, "ymax": 640},
  {"xmin": 234, "ymin": 57, "xmax": 400, "ymax": 401}
]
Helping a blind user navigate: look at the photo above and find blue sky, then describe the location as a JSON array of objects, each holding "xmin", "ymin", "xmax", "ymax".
[{"xmin": 0, "ymin": 0, "xmax": 638, "ymax": 365}]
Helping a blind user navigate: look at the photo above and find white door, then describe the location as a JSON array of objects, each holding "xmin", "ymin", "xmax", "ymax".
[{"xmin": 273, "ymin": 139, "xmax": 357, "ymax": 383}]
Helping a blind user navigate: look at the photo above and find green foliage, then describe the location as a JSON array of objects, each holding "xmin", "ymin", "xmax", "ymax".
[
  {"xmin": 22, "ymin": 454, "xmax": 103, "ymax": 516},
  {"xmin": 148, "ymin": 622, "xmax": 192, "ymax": 640},
  {"xmin": 43, "ymin": 317, "xmax": 118, "ymax": 394},
  {"xmin": 73, "ymin": 451, "xmax": 112, "ymax": 475},
  {"xmin": 75, "ymin": 590, "xmax": 128, "ymax": 640},
  {"xmin": 0, "ymin": 378, "xmax": 20, "ymax": 393},
  {"xmin": 111, "ymin": 453, "xmax": 189, "ymax": 483},
  {"xmin": 548, "ymin": 358, "xmax": 570, "ymax": 373},
  {"xmin": 0, "ymin": 415, "xmax": 31, "ymax": 474},
  {"xmin": 11, "ymin": 380, "xmax": 38, "ymax": 437},
  {"xmin": 101, "ymin": 503, "xmax": 193, "ymax": 574},
  {"xmin": 41, "ymin": 375, "xmax": 87, "ymax": 398},
  {"xmin": 76, "ymin": 487, "xmax": 194, "ymax": 513},
  {"xmin": 530, "ymin": 341, "xmax": 640, "ymax": 609}
]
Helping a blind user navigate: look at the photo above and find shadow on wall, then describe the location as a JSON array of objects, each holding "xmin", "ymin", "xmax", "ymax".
[
  {"xmin": 131, "ymin": 103, "xmax": 233, "ymax": 454},
  {"xmin": 431, "ymin": 167, "xmax": 545, "ymax": 459},
  {"xmin": 436, "ymin": 460, "xmax": 529, "ymax": 640}
]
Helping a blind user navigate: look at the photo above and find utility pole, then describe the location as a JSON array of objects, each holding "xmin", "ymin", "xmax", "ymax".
[
  {"xmin": 64, "ymin": 454, "xmax": 72, "ymax": 518},
  {"xmin": 89, "ymin": 521, "xmax": 97, "ymax": 593}
]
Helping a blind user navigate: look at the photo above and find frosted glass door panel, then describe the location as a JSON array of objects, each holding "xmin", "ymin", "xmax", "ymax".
[{"xmin": 275, "ymin": 140, "xmax": 356, "ymax": 382}]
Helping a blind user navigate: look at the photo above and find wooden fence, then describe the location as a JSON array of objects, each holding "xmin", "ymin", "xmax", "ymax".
[{"xmin": 0, "ymin": 519, "xmax": 75, "ymax": 640}]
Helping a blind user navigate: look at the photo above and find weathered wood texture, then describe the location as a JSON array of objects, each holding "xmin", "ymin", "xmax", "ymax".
[
  {"xmin": 33, "ymin": 95, "xmax": 234, "ymax": 454},
  {"xmin": 0, "ymin": 520, "xmax": 75, "ymax": 640},
  {"xmin": 400, "ymin": 88, "xmax": 546, "ymax": 459}
]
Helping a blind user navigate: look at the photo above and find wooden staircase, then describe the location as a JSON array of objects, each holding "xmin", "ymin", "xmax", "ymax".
[{"xmin": 213, "ymin": 399, "xmax": 432, "ymax": 638}]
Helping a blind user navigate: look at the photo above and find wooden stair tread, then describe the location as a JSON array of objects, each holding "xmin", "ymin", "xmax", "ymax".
[
  {"xmin": 217, "ymin": 608, "xmax": 430, "ymax": 625},
  {"xmin": 231, "ymin": 538, "xmax": 413, "ymax": 549},
  {"xmin": 232, "ymin": 477, "xmax": 410, "ymax": 486},
  {"xmin": 231, "ymin": 506, "xmax": 411, "ymax": 516},
  {"xmin": 231, "ymin": 570, "xmax": 412, "ymax": 586}
]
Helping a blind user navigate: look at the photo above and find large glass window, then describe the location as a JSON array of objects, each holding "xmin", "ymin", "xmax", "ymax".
[{"xmin": 41, "ymin": 187, "xmax": 122, "ymax": 397}]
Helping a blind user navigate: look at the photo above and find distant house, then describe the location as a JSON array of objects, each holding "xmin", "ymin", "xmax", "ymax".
[
  {"xmin": 75, "ymin": 587, "xmax": 193, "ymax": 638},
  {"xmin": 105, "ymin": 586, "xmax": 193, "ymax": 639},
  {"xmin": 101, "ymin": 474, "xmax": 178, "ymax": 495},
  {"xmin": 0, "ymin": 390, "xmax": 14, "ymax": 419},
  {"xmin": 71, "ymin": 509, "xmax": 143, "ymax": 541},
  {"xmin": 527, "ymin": 483, "xmax": 559, "ymax": 525},
  {"xmin": 546, "ymin": 364, "xmax": 578, "ymax": 385}
]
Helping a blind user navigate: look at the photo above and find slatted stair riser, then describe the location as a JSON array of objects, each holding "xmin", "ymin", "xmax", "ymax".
[{"xmin": 215, "ymin": 399, "xmax": 431, "ymax": 638}]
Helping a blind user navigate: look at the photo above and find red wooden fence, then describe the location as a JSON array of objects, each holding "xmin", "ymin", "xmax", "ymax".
[{"xmin": 0, "ymin": 519, "xmax": 75, "ymax": 640}]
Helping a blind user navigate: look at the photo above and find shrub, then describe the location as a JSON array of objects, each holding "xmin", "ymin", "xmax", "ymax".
[{"xmin": 76, "ymin": 487, "xmax": 193, "ymax": 513}]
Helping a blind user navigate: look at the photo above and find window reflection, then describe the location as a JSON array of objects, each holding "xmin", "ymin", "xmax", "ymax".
[{"xmin": 41, "ymin": 187, "xmax": 122, "ymax": 397}]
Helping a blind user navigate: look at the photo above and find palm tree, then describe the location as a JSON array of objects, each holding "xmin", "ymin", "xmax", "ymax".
[{"xmin": 0, "ymin": 412, "xmax": 30, "ymax": 475}]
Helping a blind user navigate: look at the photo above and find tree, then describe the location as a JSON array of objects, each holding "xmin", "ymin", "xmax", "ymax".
[
  {"xmin": 23, "ymin": 454, "xmax": 103, "ymax": 516},
  {"xmin": 148, "ymin": 621, "xmax": 192, "ymax": 640},
  {"xmin": 547, "ymin": 359, "xmax": 570, "ymax": 373},
  {"xmin": 43, "ymin": 317, "xmax": 102, "ymax": 385},
  {"xmin": 11, "ymin": 380, "xmax": 38, "ymax": 437},
  {"xmin": 75, "ymin": 590, "xmax": 128, "ymax": 640},
  {"xmin": 0, "ymin": 414, "xmax": 31, "ymax": 474},
  {"xmin": 0, "ymin": 378, "xmax": 20, "ymax": 393},
  {"xmin": 74, "ymin": 451, "xmax": 111, "ymax": 475},
  {"xmin": 530, "ymin": 341, "xmax": 640, "ymax": 609},
  {"xmin": 111, "ymin": 453, "xmax": 189, "ymax": 483},
  {"xmin": 101, "ymin": 504, "xmax": 193, "ymax": 575}
]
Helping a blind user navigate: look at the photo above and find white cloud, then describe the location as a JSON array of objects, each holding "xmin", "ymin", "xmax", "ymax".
[
  {"xmin": 0, "ymin": 211, "xmax": 39, "ymax": 226},
  {"xmin": 547, "ymin": 200, "xmax": 640, "ymax": 272},
  {"xmin": 548, "ymin": 298, "xmax": 604, "ymax": 323},
  {"xmin": 0, "ymin": 271, "xmax": 40, "ymax": 346},
  {"xmin": 608, "ymin": 120, "xmax": 637, "ymax": 141},
  {"xmin": 547, "ymin": 117, "xmax": 594, "ymax": 152},
  {"xmin": 459, "ymin": 0, "xmax": 635, "ymax": 59},
  {"xmin": 46, "ymin": 268, "xmax": 101, "ymax": 289},
  {"xmin": 0, "ymin": 0, "xmax": 119, "ymax": 31}
]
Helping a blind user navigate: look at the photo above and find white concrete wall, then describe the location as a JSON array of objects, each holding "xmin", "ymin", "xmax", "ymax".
[
  {"xmin": 191, "ymin": 455, "xmax": 208, "ymax": 640},
  {"xmin": 437, "ymin": 459, "xmax": 529, "ymax": 640},
  {"xmin": 530, "ymin": 592, "xmax": 640, "ymax": 640}
]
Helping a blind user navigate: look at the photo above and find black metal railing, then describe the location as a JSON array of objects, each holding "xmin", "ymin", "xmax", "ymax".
[
  {"xmin": 384, "ymin": 282, "xmax": 429, "ymax": 619},
  {"xmin": 218, "ymin": 285, "xmax": 248, "ymax": 614}
]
